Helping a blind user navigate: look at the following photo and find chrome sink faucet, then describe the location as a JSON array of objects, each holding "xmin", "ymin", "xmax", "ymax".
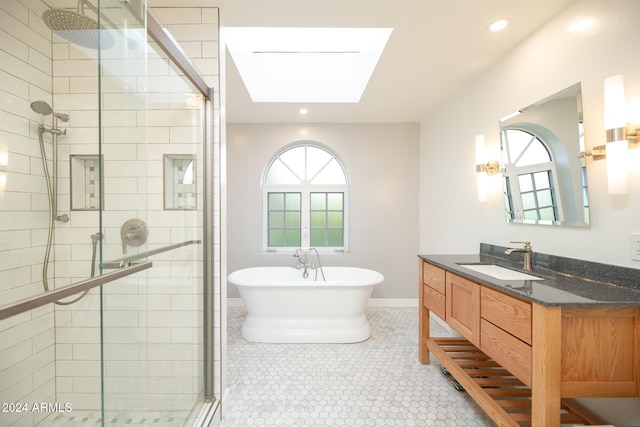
[{"xmin": 504, "ymin": 241, "xmax": 533, "ymax": 271}]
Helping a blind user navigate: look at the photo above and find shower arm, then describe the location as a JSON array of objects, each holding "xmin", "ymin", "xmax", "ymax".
[{"xmin": 78, "ymin": 0, "xmax": 120, "ymax": 33}]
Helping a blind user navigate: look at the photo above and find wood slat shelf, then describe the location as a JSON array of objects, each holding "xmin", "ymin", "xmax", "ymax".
[{"xmin": 428, "ymin": 337, "xmax": 596, "ymax": 427}]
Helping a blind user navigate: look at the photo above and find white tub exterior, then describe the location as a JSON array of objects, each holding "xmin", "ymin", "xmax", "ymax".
[{"xmin": 227, "ymin": 267, "xmax": 384, "ymax": 343}]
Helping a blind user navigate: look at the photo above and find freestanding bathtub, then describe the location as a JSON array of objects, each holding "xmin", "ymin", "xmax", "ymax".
[{"xmin": 227, "ymin": 266, "xmax": 384, "ymax": 343}]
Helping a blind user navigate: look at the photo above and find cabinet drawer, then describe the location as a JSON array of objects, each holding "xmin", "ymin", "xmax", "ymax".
[
  {"xmin": 423, "ymin": 284, "xmax": 445, "ymax": 319},
  {"xmin": 481, "ymin": 286, "xmax": 532, "ymax": 345},
  {"xmin": 481, "ymin": 318, "xmax": 532, "ymax": 387},
  {"xmin": 422, "ymin": 262, "xmax": 446, "ymax": 294}
]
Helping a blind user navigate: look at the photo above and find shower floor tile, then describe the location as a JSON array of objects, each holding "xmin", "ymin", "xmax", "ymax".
[
  {"xmin": 221, "ymin": 307, "xmax": 495, "ymax": 427},
  {"xmin": 38, "ymin": 410, "xmax": 192, "ymax": 426}
]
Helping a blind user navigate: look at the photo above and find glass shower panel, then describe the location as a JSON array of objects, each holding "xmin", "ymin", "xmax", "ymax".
[
  {"xmin": 0, "ymin": 1, "xmax": 104, "ymax": 424},
  {"xmin": 0, "ymin": 298, "xmax": 104, "ymax": 426},
  {"xmin": 99, "ymin": 2, "xmax": 206, "ymax": 424}
]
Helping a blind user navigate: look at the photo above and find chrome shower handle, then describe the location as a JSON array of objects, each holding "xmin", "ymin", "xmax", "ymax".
[{"xmin": 120, "ymin": 219, "xmax": 148, "ymax": 254}]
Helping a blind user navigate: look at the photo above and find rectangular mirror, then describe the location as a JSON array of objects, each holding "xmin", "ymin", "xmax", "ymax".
[{"xmin": 500, "ymin": 83, "xmax": 590, "ymax": 227}]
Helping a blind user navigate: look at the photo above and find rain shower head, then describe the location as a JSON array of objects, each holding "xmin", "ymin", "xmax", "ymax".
[{"xmin": 42, "ymin": 1, "xmax": 114, "ymax": 50}]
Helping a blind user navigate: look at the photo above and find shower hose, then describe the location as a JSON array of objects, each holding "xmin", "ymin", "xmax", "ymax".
[{"xmin": 37, "ymin": 127, "xmax": 97, "ymax": 305}]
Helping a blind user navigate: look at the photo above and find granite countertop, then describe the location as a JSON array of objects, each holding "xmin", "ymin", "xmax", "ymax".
[{"xmin": 419, "ymin": 253, "xmax": 640, "ymax": 307}]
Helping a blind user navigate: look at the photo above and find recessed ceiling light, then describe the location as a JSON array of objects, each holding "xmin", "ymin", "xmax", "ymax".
[
  {"xmin": 299, "ymin": 108, "xmax": 308, "ymax": 115},
  {"xmin": 488, "ymin": 19, "xmax": 509, "ymax": 32},
  {"xmin": 224, "ymin": 27, "xmax": 393, "ymax": 103}
]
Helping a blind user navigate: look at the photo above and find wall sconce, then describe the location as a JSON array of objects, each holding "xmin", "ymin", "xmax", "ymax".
[
  {"xmin": 475, "ymin": 134, "xmax": 500, "ymax": 202},
  {"xmin": 584, "ymin": 75, "xmax": 639, "ymax": 194}
]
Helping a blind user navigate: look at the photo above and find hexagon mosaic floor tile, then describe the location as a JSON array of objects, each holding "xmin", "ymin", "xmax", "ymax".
[{"xmin": 221, "ymin": 307, "xmax": 495, "ymax": 426}]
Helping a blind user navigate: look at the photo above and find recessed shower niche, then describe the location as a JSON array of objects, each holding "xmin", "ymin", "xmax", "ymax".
[
  {"xmin": 164, "ymin": 154, "xmax": 196, "ymax": 210},
  {"xmin": 70, "ymin": 154, "xmax": 103, "ymax": 210}
]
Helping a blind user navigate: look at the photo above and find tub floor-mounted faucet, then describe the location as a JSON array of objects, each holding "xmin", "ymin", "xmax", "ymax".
[
  {"xmin": 293, "ymin": 248, "xmax": 326, "ymax": 281},
  {"xmin": 293, "ymin": 248, "xmax": 314, "ymax": 278}
]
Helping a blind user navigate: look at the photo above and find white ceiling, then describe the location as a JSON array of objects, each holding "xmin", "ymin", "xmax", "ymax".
[{"xmin": 216, "ymin": 0, "xmax": 576, "ymax": 123}]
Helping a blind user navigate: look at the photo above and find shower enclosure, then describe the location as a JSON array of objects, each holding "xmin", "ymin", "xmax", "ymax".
[{"xmin": 0, "ymin": 1, "xmax": 221, "ymax": 426}]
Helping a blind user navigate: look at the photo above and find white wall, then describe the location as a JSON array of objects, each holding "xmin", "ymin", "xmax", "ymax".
[
  {"xmin": 420, "ymin": 0, "xmax": 640, "ymax": 269},
  {"xmin": 419, "ymin": 0, "xmax": 640, "ymax": 424},
  {"xmin": 226, "ymin": 123, "xmax": 419, "ymax": 299}
]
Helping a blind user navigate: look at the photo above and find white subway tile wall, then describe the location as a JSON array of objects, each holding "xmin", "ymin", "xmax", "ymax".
[
  {"xmin": 0, "ymin": 1, "xmax": 220, "ymax": 425},
  {"xmin": 1, "ymin": 2, "xmax": 58, "ymax": 425}
]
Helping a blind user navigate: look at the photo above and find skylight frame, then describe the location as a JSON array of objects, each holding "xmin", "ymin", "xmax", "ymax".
[{"xmin": 224, "ymin": 27, "xmax": 393, "ymax": 103}]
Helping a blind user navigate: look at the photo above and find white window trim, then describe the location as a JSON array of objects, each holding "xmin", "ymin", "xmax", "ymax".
[
  {"xmin": 262, "ymin": 142, "xmax": 350, "ymax": 254},
  {"xmin": 263, "ymin": 184, "xmax": 349, "ymax": 253}
]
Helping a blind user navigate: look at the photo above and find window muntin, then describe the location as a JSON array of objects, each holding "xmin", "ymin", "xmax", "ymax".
[
  {"xmin": 310, "ymin": 192, "xmax": 344, "ymax": 247},
  {"xmin": 517, "ymin": 171, "xmax": 558, "ymax": 221},
  {"xmin": 267, "ymin": 192, "xmax": 301, "ymax": 247},
  {"xmin": 263, "ymin": 143, "xmax": 348, "ymax": 251}
]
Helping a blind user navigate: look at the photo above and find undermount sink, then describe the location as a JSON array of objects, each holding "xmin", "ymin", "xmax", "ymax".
[{"xmin": 457, "ymin": 264, "xmax": 543, "ymax": 281}]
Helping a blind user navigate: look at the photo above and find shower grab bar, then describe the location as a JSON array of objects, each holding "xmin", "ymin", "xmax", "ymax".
[
  {"xmin": 100, "ymin": 239, "xmax": 202, "ymax": 269},
  {"xmin": 0, "ymin": 261, "xmax": 152, "ymax": 321}
]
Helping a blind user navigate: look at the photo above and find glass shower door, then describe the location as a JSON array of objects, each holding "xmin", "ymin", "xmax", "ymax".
[{"xmin": 97, "ymin": 2, "xmax": 207, "ymax": 425}]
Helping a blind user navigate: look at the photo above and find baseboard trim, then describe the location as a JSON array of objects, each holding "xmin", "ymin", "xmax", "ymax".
[{"xmin": 366, "ymin": 298, "xmax": 418, "ymax": 307}]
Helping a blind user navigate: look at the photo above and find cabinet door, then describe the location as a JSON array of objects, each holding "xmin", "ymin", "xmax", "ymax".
[{"xmin": 446, "ymin": 273, "xmax": 480, "ymax": 346}]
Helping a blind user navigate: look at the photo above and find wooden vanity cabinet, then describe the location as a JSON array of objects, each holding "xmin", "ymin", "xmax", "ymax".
[{"xmin": 419, "ymin": 258, "xmax": 640, "ymax": 427}]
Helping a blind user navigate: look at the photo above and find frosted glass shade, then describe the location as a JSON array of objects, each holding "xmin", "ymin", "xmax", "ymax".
[
  {"xmin": 475, "ymin": 134, "xmax": 486, "ymax": 164},
  {"xmin": 606, "ymin": 139, "xmax": 629, "ymax": 194},
  {"xmin": 604, "ymin": 75, "xmax": 629, "ymax": 194},
  {"xmin": 604, "ymin": 75, "xmax": 627, "ymax": 131}
]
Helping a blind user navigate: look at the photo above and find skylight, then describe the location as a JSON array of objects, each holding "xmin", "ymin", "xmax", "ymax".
[{"xmin": 224, "ymin": 27, "xmax": 393, "ymax": 103}]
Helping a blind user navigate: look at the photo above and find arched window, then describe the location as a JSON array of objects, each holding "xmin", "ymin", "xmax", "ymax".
[
  {"xmin": 263, "ymin": 142, "xmax": 349, "ymax": 252},
  {"xmin": 501, "ymin": 128, "xmax": 561, "ymax": 222}
]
